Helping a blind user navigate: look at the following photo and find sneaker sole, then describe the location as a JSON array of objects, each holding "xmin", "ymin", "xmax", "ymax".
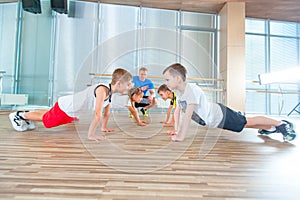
[
  {"xmin": 9, "ymin": 113, "xmax": 28, "ymax": 132},
  {"xmin": 258, "ymin": 129, "xmax": 277, "ymax": 135},
  {"xmin": 284, "ymin": 133, "xmax": 296, "ymax": 142}
]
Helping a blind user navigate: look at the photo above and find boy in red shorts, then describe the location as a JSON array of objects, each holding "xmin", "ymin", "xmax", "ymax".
[{"xmin": 9, "ymin": 68, "xmax": 132, "ymax": 141}]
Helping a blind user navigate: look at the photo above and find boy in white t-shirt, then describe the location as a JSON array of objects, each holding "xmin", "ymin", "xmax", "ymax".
[
  {"xmin": 9, "ymin": 68, "xmax": 133, "ymax": 141},
  {"xmin": 162, "ymin": 63, "xmax": 296, "ymax": 142}
]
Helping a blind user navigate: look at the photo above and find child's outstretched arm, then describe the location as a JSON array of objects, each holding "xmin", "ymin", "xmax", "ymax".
[
  {"xmin": 127, "ymin": 106, "xmax": 147, "ymax": 126},
  {"xmin": 163, "ymin": 105, "xmax": 174, "ymax": 127},
  {"xmin": 87, "ymin": 87, "xmax": 107, "ymax": 141},
  {"xmin": 167, "ymin": 105, "xmax": 180, "ymax": 135},
  {"xmin": 171, "ymin": 104, "xmax": 195, "ymax": 142},
  {"xmin": 101, "ymin": 104, "xmax": 114, "ymax": 132},
  {"xmin": 164, "ymin": 105, "xmax": 173, "ymax": 123}
]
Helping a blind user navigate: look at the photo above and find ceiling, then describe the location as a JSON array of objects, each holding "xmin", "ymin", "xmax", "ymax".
[
  {"xmin": 0, "ymin": 0, "xmax": 299, "ymax": 22},
  {"xmin": 96, "ymin": 0, "xmax": 300, "ymax": 23}
]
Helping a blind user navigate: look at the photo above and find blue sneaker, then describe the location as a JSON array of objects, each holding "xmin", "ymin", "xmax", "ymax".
[
  {"xmin": 258, "ymin": 120, "xmax": 294, "ymax": 136},
  {"xmin": 281, "ymin": 120, "xmax": 293, "ymax": 129},
  {"xmin": 276, "ymin": 123, "xmax": 296, "ymax": 142}
]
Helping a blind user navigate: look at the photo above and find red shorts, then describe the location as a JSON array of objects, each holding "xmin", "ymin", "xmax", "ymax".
[{"xmin": 42, "ymin": 102, "xmax": 77, "ymax": 128}]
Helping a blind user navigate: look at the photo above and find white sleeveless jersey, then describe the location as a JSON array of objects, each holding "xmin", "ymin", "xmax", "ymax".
[{"xmin": 58, "ymin": 83, "xmax": 111, "ymax": 118}]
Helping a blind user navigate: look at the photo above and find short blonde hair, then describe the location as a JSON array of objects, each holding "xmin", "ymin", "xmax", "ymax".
[
  {"xmin": 111, "ymin": 68, "xmax": 132, "ymax": 85},
  {"xmin": 163, "ymin": 63, "xmax": 187, "ymax": 81},
  {"xmin": 139, "ymin": 67, "xmax": 148, "ymax": 73}
]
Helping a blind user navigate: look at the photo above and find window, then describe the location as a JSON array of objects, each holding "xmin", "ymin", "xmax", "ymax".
[
  {"xmin": 246, "ymin": 18, "xmax": 300, "ymax": 115},
  {"xmin": 0, "ymin": 1, "xmax": 217, "ymax": 108}
]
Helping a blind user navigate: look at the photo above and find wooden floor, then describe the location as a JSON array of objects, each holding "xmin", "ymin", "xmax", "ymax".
[{"xmin": 1, "ymin": 110, "xmax": 300, "ymax": 200}]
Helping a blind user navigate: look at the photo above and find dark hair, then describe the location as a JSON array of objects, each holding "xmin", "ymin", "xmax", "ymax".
[
  {"xmin": 163, "ymin": 63, "xmax": 187, "ymax": 81},
  {"xmin": 158, "ymin": 84, "xmax": 171, "ymax": 93},
  {"xmin": 128, "ymin": 87, "xmax": 142, "ymax": 107},
  {"xmin": 129, "ymin": 87, "xmax": 142, "ymax": 96}
]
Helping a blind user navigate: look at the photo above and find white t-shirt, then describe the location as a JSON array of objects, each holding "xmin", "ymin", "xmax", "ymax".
[
  {"xmin": 58, "ymin": 83, "xmax": 111, "ymax": 118},
  {"xmin": 177, "ymin": 83, "xmax": 223, "ymax": 128}
]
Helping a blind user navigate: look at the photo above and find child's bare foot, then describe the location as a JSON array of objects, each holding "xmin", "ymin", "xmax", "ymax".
[
  {"xmin": 167, "ymin": 130, "xmax": 177, "ymax": 135},
  {"xmin": 164, "ymin": 123, "xmax": 174, "ymax": 127}
]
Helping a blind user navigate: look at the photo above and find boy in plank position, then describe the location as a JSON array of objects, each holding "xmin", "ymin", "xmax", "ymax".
[
  {"xmin": 157, "ymin": 84, "xmax": 176, "ymax": 127},
  {"xmin": 162, "ymin": 63, "xmax": 296, "ymax": 142},
  {"xmin": 127, "ymin": 87, "xmax": 148, "ymax": 126},
  {"xmin": 9, "ymin": 68, "xmax": 133, "ymax": 141}
]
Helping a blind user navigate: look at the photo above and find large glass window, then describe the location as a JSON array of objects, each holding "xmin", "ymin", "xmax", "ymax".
[
  {"xmin": 0, "ymin": 2, "xmax": 18, "ymax": 94},
  {"xmin": 246, "ymin": 18, "xmax": 300, "ymax": 115},
  {"xmin": 140, "ymin": 7, "xmax": 178, "ymax": 77},
  {"xmin": 53, "ymin": 1, "xmax": 99, "ymax": 100},
  {"xmin": 181, "ymin": 12, "xmax": 218, "ymax": 102},
  {"xmin": 245, "ymin": 34, "xmax": 266, "ymax": 113},
  {"xmin": 99, "ymin": 4, "xmax": 139, "ymax": 75},
  {"xmin": 0, "ymin": 1, "xmax": 217, "ymax": 108},
  {"xmin": 19, "ymin": 2, "xmax": 52, "ymax": 105}
]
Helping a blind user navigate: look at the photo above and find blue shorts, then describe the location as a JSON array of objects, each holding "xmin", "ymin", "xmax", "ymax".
[{"xmin": 217, "ymin": 103, "xmax": 247, "ymax": 132}]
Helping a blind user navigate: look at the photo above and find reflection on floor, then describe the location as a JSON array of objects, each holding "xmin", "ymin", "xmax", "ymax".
[{"xmin": 1, "ymin": 111, "xmax": 300, "ymax": 200}]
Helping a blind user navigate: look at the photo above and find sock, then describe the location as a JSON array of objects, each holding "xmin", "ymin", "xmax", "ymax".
[
  {"xmin": 18, "ymin": 111, "xmax": 26, "ymax": 119},
  {"xmin": 280, "ymin": 120, "xmax": 287, "ymax": 125},
  {"xmin": 266, "ymin": 126, "xmax": 276, "ymax": 132}
]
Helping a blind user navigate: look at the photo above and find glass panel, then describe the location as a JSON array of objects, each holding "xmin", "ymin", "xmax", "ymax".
[
  {"xmin": 100, "ymin": 4, "xmax": 139, "ymax": 75},
  {"xmin": 245, "ymin": 35, "xmax": 266, "ymax": 79},
  {"xmin": 0, "ymin": 2, "xmax": 18, "ymax": 94},
  {"xmin": 270, "ymin": 37, "xmax": 298, "ymax": 72},
  {"xmin": 246, "ymin": 18, "xmax": 300, "ymax": 115},
  {"xmin": 181, "ymin": 31, "xmax": 214, "ymax": 79},
  {"xmin": 19, "ymin": 1, "xmax": 52, "ymax": 105},
  {"xmin": 245, "ymin": 34, "xmax": 267, "ymax": 113},
  {"xmin": 182, "ymin": 11, "xmax": 215, "ymax": 29},
  {"xmin": 246, "ymin": 92, "xmax": 266, "ymax": 114},
  {"xmin": 245, "ymin": 18, "xmax": 265, "ymax": 34},
  {"xmin": 270, "ymin": 21, "xmax": 298, "ymax": 37},
  {"xmin": 53, "ymin": 1, "xmax": 99, "ymax": 101},
  {"xmin": 142, "ymin": 7, "xmax": 177, "ymax": 29},
  {"xmin": 270, "ymin": 93, "xmax": 300, "ymax": 115},
  {"xmin": 140, "ymin": 7, "xmax": 177, "ymax": 78},
  {"xmin": 269, "ymin": 37, "xmax": 299, "ymax": 114}
]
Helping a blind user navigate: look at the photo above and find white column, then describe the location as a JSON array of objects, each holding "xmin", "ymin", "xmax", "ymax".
[{"xmin": 219, "ymin": 2, "xmax": 246, "ymax": 112}]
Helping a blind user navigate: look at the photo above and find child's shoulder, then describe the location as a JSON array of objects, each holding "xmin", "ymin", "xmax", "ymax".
[
  {"xmin": 186, "ymin": 83, "xmax": 203, "ymax": 93},
  {"xmin": 94, "ymin": 83, "xmax": 110, "ymax": 93}
]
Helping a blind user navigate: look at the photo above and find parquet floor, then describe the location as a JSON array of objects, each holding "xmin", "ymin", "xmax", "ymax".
[{"xmin": 1, "ymin": 110, "xmax": 300, "ymax": 200}]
